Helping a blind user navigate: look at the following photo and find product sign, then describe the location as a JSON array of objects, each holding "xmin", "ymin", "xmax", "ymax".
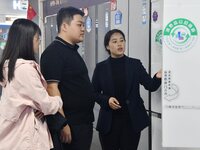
[
  {"xmin": 162, "ymin": 0, "xmax": 200, "ymax": 148},
  {"xmin": 155, "ymin": 29, "xmax": 162, "ymax": 47},
  {"xmin": 85, "ymin": 16, "xmax": 92, "ymax": 33},
  {"xmin": 105, "ymin": 11, "xmax": 109, "ymax": 28},
  {"xmin": 0, "ymin": 25, "xmax": 10, "ymax": 50},
  {"xmin": 115, "ymin": 10, "xmax": 122, "ymax": 25},
  {"xmin": 13, "ymin": 0, "xmax": 28, "ymax": 11},
  {"xmin": 163, "ymin": 18, "xmax": 198, "ymax": 53},
  {"xmin": 152, "ymin": 11, "xmax": 158, "ymax": 22}
]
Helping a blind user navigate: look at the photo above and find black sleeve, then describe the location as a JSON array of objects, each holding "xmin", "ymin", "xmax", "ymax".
[
  {"xmin": 138, "ymin": 60, "xmax": 161, "ymax": 91},
  {"xmin": 46, "ymin": 112, "xmax": 68, "ymax": 131},
  {"xmin": 92, "ymin": 64, "xmax": 110, "ymax": 110},
  {"xmin": 40, "ymin": 48, "xmax": 64, "ymax": 82}
]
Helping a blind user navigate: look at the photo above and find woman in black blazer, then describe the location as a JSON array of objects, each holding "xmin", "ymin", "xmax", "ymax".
[{"xmin": 92, "ymin": 29, "xmax": 162, "ymax": 150}]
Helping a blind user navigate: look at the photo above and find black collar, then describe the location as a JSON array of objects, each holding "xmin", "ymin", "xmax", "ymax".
[{"xmin": 55, "ymin": 36, "xmax": 79, "ymax": 51}]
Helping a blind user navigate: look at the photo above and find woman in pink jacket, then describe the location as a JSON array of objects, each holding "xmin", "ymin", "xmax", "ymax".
[{"xmin": 0, "ymin": 19, "xmax": 63, "ymax": 150}]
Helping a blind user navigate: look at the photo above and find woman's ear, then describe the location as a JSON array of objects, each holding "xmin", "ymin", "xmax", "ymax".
[{"xmin": 106, "ymin": 45, "xmax": 110, "ymax": 51}]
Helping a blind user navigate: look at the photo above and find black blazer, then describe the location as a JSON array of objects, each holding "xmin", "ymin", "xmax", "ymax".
[{"xmin": 92, "ymin": 56, "xmax": 161, "ymax": 134}]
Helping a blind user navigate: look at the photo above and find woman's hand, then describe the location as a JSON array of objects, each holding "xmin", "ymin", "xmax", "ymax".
[
  {"xmin": 108, "ymin": 97, "xmax": 121, "ymax": 110},
  {"xmin": 156, "ymin": 69, "xmax": 162, "ymax": 78}
]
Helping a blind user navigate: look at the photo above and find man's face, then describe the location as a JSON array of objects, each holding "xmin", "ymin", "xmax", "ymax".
[{"xmin": 65, "ymin": 14, "xmax": 85, "ymax": 45}]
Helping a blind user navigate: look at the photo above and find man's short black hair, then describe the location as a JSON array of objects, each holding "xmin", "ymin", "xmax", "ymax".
[{"xmin": 57, "ymin": 6, "xmax": 84, "ymax": 33}]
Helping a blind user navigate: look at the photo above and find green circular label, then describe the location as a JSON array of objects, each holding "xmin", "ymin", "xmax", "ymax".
[
  {"xmin": 155, "ymin": 30, "xmax": 162, "ymax": 47},
  {"xmin": 163, "ymin": 18, "xmax": 198, "ymax": 52}
]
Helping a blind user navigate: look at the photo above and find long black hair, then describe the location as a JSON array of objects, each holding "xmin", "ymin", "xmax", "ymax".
[{"xmin": 0, "ymin": 18, "xmax": 41, "ymax": 82}]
